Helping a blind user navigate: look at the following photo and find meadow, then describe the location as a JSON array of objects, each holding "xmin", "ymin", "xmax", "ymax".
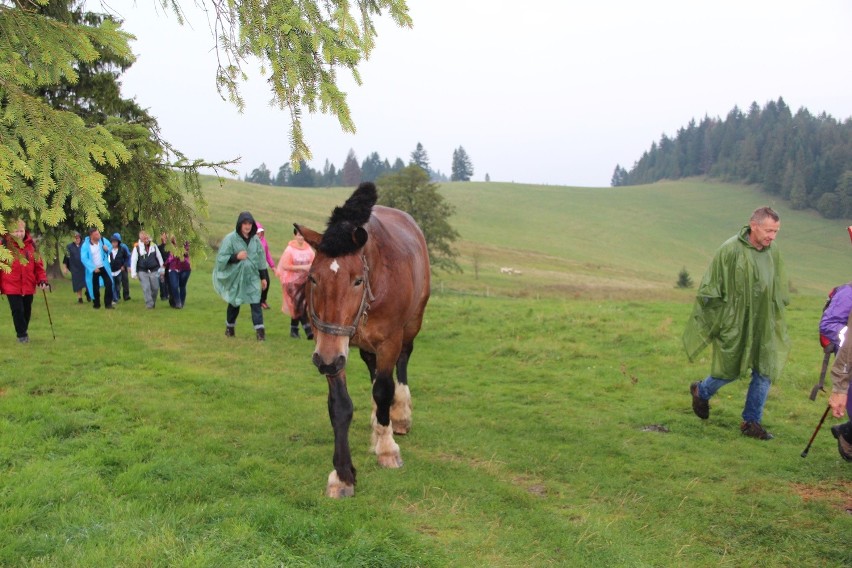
[{"xmin": 1, "ymin": 178, "xmax": 850, "ymax": 567}]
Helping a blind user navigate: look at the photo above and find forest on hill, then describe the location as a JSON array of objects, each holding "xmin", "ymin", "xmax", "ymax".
[{"xmin": 612, "ymin": 98, "xmax": 852, "ymax": 219}]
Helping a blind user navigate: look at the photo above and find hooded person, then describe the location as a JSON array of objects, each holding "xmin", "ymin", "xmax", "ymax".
[
  {"xmin": 275, "ymin": 227, "xmax": 315, "ymax": 339},
  {"xmin": 213, "ymin": 211, "xmax": 269, "ymax": 340},
  {"xmin": 62, "ymin": 231, "xmax": 89, "ymax": 303},
  {"xmin": 111, "ymin": 232, "xmax": 132, "ymax": 301},
  {"xmin": 255, "ymin": 223, "xmax": 276, "ymax": 310},
  {"xmin": 0, "ymin": 219, "xmax": 49, "ymax": 343}
]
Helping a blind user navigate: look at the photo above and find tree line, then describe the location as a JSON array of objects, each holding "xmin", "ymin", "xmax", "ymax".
[
  {"xmin": 245, "ymin": 143, "xmax": 475, "ymax": 187},
  {"xmin": 612, "ymin": 97, "xmax": 852, "ymax": 219}
]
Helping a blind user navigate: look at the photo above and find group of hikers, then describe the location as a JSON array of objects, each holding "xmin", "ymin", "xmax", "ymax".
[
  {"xmin": 2, "ymin": 207, "xmax": 852, "ymax": 461},
  {"xmin": 212, "ymin": 212, "xmax": 315, "ymax": 342},
  {"xmin": 62, "ymin": 228, "xmax": 191, "ymax": 311}
]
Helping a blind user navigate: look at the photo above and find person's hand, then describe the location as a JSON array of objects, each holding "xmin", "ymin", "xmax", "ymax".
[
  {"xmin": 261, "ymin": 279, "xmax": 268, "ymax": 291},
  {"xmin": 236, "ymin": 250, "xmax": 248, "ymax": 261},
  {"xmin": 830, "ymin": 392, "xmax": 848, "ymax": 418},
  {"xmin": 37, "ymin": 281, "xmax": 49, "ymax": 290},
  {"xmin": 94, "ymin": 267, "xmax": 100, "ymax": 274}
]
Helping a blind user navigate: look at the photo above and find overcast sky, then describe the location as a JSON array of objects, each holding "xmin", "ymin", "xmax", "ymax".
[{"xmin": 98, "ymin": 0, "xmax": 852, "ymax": 187}]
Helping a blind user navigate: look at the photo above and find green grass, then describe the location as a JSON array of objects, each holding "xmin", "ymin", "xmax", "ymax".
[{"xmin": 2, "ymin": 178, "xmax": 851, "ymax": 566}]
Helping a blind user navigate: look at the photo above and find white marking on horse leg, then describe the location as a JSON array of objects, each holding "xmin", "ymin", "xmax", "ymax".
[
  {"xmin": 390, "ymin": 383, "xmax": 412, "ymax": 435},
  {"xmin": 371, "ymin": 413, "xmax": 402, "ymax": 468},
  {"xmin": 326, "ymin": 470, "xmax": 355, "ymax": 498}
]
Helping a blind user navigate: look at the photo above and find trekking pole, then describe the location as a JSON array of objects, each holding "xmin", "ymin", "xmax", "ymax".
[
  {"xmin": 41, "ymin": 284, "xmax": 55, "ymax": 340},
  {"xmin": 801, "ymin": 405, "xmax": 831, "ymax": 458}
]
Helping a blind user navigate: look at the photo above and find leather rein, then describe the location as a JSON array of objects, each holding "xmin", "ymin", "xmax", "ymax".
[{"xmin": 308, "ymin": 254, "xmax": 376, "ymax": 337}]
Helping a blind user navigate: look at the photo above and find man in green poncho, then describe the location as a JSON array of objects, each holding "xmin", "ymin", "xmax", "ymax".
[
  {"xmin": 684, "ymin": 206, "xmax": 790, "ymax": 440},
  {"xmin": 213, "ymin": 211, "xmax": 269, "ymax": 341}
]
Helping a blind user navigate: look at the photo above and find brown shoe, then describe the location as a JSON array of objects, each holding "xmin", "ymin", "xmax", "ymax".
[
  {"xmin": 740, "ymin": 421, "xmax": 774, "ymax": 440},
  {"xmin": 690, "ymin": 382, "xmax": 709, "ymax": 420},
  {"xmin": 225, "ymin": 326, "xmax": 235, "ymax": 338},
  {"xmin": 830, "ymin": 424, "xmax": 852, "ymax": 462}
]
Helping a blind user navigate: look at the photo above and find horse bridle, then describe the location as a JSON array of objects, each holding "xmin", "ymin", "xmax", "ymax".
[{"xmin": 308, "ymin": 254, "xmax": 376, "ymax": 337}]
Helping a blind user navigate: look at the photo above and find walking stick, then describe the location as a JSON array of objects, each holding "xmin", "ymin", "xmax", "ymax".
[
  {"xmin": 41, "ymin": 284, "xmax": 55, "ymax": 340},
  {"xmin": 801, "ymin": 405, "xmax": 831, "ymax": 458}
]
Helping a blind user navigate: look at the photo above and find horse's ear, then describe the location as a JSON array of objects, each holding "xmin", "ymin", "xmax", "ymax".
[
  {"xmin": 295, "ymin": 224, "xmax": 322, "ymax": 249},
  {"xmin": 352, "ymin": 227, "xmax": 368, "ymax": 249}
]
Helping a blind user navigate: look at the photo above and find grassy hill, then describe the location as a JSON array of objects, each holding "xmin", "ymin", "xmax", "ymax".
[
  {"xmin": 2, "ymin": 176, "xmax": 850, "ymax": 566},
  {"xmin": 201, "ymin": 176, "xmax": 852, "ymax": 299}
]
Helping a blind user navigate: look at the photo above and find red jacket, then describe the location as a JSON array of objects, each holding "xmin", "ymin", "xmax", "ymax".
[{"xmin": 0, "ymin": 232, "xmax": 47, "ymax": 295}]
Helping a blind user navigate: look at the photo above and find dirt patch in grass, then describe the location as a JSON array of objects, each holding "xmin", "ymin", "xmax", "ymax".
[{"xmin": 791, "ymin": 480, "xmax": 852, "ymax": 513}]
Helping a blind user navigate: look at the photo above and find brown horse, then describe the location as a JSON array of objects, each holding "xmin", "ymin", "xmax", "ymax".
[{"xmin": 295, "ymin": 182, "xmax": 431, "ymax": 498}]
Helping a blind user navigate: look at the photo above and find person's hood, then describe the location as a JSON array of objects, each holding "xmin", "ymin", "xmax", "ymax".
[
  {"xmin": 235, "ymin": 211, "xmax": 258, "ymax": 240},
  {"xmin": 112, "ymin": 232, "xmax": 122, "ymax": 242}
]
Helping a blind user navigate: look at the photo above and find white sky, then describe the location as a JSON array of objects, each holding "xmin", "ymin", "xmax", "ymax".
[{"xmin": 96, "ymin": 0, "xmax": 852, "ymax": 187}]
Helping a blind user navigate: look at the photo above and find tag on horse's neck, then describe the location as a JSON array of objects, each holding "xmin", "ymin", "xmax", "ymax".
[{"xmin": 330, "ymin": 259, "xmax": 340, "ymax": 273}]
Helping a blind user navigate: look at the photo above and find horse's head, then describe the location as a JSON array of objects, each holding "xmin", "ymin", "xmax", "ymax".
[{"xmin": 295, "ymin": 182, "xmax": 377, "ymax": 377}]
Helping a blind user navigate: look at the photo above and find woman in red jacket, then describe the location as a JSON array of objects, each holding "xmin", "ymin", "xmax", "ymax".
[{"xmin": 0, "ymin": 220, "xmax": 48, "ymax": 343}]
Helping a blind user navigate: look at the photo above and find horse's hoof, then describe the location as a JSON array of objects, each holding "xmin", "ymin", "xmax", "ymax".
[
  {"xmin": 326, "ymin": 470, "xmax": 355, "ymax": 498},
  {"xmin": 377, "ymin": 451, "xmax": 403, "ymax": 469}
]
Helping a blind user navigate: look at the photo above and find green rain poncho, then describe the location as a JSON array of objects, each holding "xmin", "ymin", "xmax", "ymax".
[
  {"xmin": 683, "ymin": 226, "xmax": 790, "ymax": 381},
  {"xmin": 213, "ymin": 212, "xmax": 267, "ymax": 306}
]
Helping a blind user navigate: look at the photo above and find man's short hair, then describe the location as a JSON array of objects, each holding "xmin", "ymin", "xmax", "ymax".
[
  {"xmin": 88, "ymin": 227, "xmax": 99, "ymax": 235},
  {"xmin": 750, "ymin": 206, "xmax": 780, "ymax": 224}
]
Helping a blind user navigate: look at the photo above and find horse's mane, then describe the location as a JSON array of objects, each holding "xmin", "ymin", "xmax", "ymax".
[{"xmin": 319, "ymin": 181, "xmax": 377, "ymax": 256}]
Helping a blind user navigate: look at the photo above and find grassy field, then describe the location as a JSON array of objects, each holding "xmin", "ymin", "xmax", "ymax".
[
  {"xmin": 200, "ymin": 176, "xmax": 852, "ymax": 298},
  {"xmin": 1, "ymin": 178, "xmax": 851, "ymax": 566}
]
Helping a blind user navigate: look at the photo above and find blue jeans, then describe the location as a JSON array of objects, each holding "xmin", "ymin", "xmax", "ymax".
[
  {"xmin": 696, "ymin": 370, "xmax": 771, "ymax": 423},
  {"xmin": 167, "ymin": 270, "xmax": 191, "ymax": 307}
]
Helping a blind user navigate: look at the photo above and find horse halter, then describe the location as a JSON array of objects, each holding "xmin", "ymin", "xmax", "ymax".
[{"xmin": 308, "ymin": 254, "xmax": 376, "ymax": 337}]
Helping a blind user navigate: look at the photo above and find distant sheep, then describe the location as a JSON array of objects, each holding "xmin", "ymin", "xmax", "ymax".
[{"xmin": 500, "ymin": 267, "xmax": 523, "ymax": 275}]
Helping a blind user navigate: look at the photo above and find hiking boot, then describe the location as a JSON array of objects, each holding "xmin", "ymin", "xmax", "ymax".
[
  {"xmin": 740, "ymin": 421, "xmax": 774, "ymax": 440},
  {"xmin": 256, "ymin": 328, "xmax": 266, "ymax": 342},
  {"xmin": 225, "ymin": 326, "xmax": 235, "ymax": 338},
  {"xmin": 690, "ymin": 382, "xmax": 709, "ymax": 420},
  {"xmin": 830, "ymin": 423, "xmax": 852, "ymax": 462},
  {"xmin": 17, "ymin": 335, "xmax": 29, "ymax": 344}
]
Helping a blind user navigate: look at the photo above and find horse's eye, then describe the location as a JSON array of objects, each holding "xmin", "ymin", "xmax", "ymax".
[
  {"xmin": 309, "ymin": 275, "xmax": 317, "ymax": 285},
  {"xmin": 353, "ymin": 278, "xmax": 363, "ymax": 286}
]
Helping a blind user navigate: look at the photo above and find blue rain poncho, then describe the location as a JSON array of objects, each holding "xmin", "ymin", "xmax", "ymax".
[
  {"xmin": 683, "ymin": 226, "xmax": 790, "ymax": 380},
  {"xmin": 213, "ymin": 212, "xmax": 267, "ymax": 306}
]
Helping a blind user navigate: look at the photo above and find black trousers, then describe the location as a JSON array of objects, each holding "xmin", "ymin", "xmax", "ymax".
[
  {"xmin": 226, "ymin": 303, "xmax": 264, "ymax": 328},
  {"xmin": 259, "ymin": 269, "xmax": 270, "ymax": 305},
  {"xmin": 6, "ymin": 294, "xmax": 33, "ymax": 338},
  {"xmin": 91, "ymin": 270, "xmax": 114, "ymax": 308},
  {"xmin": 118, "ymin": 269, "xmax": 130, "ymax": 300}
]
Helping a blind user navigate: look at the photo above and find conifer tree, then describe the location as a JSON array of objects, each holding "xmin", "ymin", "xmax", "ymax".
[
  {"xmin": 410, "ymin": 142, "xmax": 431, "ymax": 175},
  {"xmin": 450, "ymin": 146, "xmax": 474, "ymax": 181},
  {"xmin": 341, "ymin": 149, "xmax": 362, "ymax": 186}
]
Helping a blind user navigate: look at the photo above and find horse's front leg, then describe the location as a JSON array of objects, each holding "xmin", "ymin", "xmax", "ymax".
[
  {"xmin": 390, "ymin": 341, "xmax": 414, "ymax": 435},
  {"xmin": 326, "ymin": 371, "xmax": 356, "ymax": 498},
  {"xmin": 371, "ymin": 346, "xmax": 403, "ymax": 468}
]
